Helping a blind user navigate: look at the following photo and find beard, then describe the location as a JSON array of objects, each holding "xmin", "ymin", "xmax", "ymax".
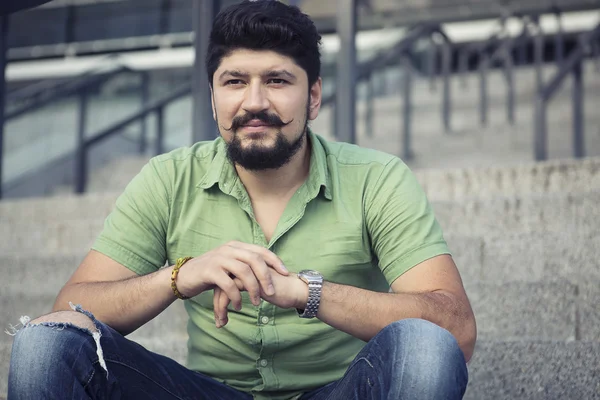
[{"xmin": 218, "ymin": 104, "xmax": 310, "ymax": 171}]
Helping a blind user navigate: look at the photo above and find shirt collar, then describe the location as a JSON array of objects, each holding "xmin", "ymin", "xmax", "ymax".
[{"xmin": 196, "ymin": 129, "xmax": 332, "ymax": 201}]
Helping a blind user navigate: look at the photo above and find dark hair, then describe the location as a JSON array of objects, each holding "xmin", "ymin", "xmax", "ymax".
[{"xmin": 206, "ymin": 0, "xmax": 322, "ymax": 87}]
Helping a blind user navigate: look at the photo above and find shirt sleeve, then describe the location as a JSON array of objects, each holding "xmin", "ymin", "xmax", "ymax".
[
  {"xmin": 92, "ymin": 157, "xmax": 171, "ymax": 275},
  {"xmin": 365, "ymin": 157, "xmax": 450, "ymax": 285}
]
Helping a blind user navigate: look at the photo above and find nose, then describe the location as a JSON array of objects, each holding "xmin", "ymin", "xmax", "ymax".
[{"xmin": 241, "ymin": 80, "xmax": 270, "ymax": 113}]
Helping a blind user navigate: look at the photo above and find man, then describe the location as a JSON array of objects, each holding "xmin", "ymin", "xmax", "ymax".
[{"xmin": 8, "ymin": 1, "xmax": 476, "ymax": 399}]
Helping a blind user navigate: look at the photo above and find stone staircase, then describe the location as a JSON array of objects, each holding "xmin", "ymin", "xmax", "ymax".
[{"xmin": 2, "ymin": 155, "xmax": 600, "ymax": 399}]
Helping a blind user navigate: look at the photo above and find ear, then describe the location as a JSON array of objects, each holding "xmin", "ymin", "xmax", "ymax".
[
  {"xmin": 210, "ymin": 85, "xmax": 217, "ymax": 121},
  {"xmin": 308, "ymin": 77, "xmax": 322, "ymax": 121}
]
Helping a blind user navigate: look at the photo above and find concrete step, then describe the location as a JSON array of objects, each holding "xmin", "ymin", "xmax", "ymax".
[
  {"xmin": 468, "ymin": 281, "xmax": 578, "ymax": 342},
  {"xmin": 3, "ymin": 230, "xmax": 599, "ymax": 291},
  {"xmin": 2, "ymin": 189, "xmax": 599, "ymax": 254},
  {"xmin": 416, "ymin": 156, "xmax": 600, "ymax": 202},
  {"xmin": 2, "ymin": 277, "xmax": 597, "ymax": 346},
  {"xmin": 82, "ymin": 154, "xmax": 600, "ymax": 202},
  {"xmin": 0, "ymin": 193, "xmax": 117, "ymax": 224},
  {"xmin": 464, "ymin": 340, "xmax": 600, "ymax": 400},
  {"xmin": 433, "ymin": 189, "xmax": 600, "ymax": 236},
  {"xmin": 447, "ymin": 232, "xmax": 600, "ymax": 290},
  {"xmin": 2, "ymin": 156, "xmax": 600, "ymax": 223}
]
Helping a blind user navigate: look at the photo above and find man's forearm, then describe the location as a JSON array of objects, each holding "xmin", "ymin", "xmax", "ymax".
[
  {"xmin": 53, "ymin": 266, "xmax": 177, "ymax": 336},
  {"xmin": 315, "ymin": 282, "xmax": 476, "ymax": 362}
]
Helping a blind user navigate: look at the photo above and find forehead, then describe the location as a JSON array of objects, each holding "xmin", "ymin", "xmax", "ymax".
[{"xmin": 215, "ymin": 49, "xmax": 305, "ymax": 77}]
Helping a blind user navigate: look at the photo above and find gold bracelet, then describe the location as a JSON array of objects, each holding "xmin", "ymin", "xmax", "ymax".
[{"xmin": 171, "ymin": 257, "xmax": 193, "ymax": 300}]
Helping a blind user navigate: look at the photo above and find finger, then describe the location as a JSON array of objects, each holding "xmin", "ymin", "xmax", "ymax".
[
  {"xmin": 219, "ymin": 257, "xmax": 262, "ymax": 306},
  {"xmin": 226, "ymin": 241, "xmax": 288, "ymax": 275},
  {"xmin": 227, "ymin": 249, "xmax": 275, "ymax": 297},
  {"xmin": 213, "ymin": 272, "xmax": 243, "ymax": 311},
  {"xmin": 213, "ymin": 288, "xmax": 230, "ymax": 328},
  {"xmin": 212, "ymin": 288, "xmax": 227, "ymax": 328}
]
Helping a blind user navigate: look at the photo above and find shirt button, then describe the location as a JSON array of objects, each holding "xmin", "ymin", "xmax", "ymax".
[
  {"xmin": 259, "ymin": 359, "xmax": 268, "ymax": 367},
  {"xmin": 261, "ymin": 316, "xmax": 270, "ymax": 324}
]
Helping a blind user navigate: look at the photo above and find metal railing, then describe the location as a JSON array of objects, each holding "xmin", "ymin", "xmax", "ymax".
[
  {"xmin": 456, "ymin": 14, "xmax": 546, "ymax": 128},
  {"xmin": 1, "ymin": 62, "xmax": 148, "ymax": 198},
  {"xmin": 323, "ymin": 23, "xmax": 448, "ymax": 160},
  {"xmin": 6, "ymin": 54, "xmax": 121, "ymax": 106},
  {"xmin": 534, "ymin": 22, "xmax": 600, "ymax": 161},
  {"xmin": 5, "ymin": 64, "xmax": 133, "ymax": 121},
  {"xmin": 74, "ymin": 83, "xmax": 190, "ymax": 193}
]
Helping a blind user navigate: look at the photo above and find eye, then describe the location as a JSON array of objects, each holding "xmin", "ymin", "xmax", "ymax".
[
  {"xmin": 267, "ymin": 78, "xmax": 288, "ymax": 85},
  {"xmin": 225, "ymin": 79, "xmax": 244, "ymax": 86}
]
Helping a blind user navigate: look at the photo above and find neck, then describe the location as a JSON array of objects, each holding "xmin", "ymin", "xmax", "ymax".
[{"xmin": 234, "ymin": 135, "xmax": 312, "ymax": 201}]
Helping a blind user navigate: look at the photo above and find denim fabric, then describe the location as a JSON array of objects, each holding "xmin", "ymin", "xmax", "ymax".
[{"xmin": 8, "ymin": 308, "xmax": 468, "ymax": 400}]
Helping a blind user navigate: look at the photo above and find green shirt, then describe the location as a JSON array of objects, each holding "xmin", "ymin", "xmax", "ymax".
[{"xmin": 92, "ymin": 130, "xmax": 450, "ymax": 400}]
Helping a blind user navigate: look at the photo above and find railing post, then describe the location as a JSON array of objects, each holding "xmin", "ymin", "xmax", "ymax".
[
  {"xmin": 75, "ymin": 91, "xmax": 89, "ymax": 194},
  {"xmin": 505, "ymin": 47, "xmax": 515, "ymax": 125},
  {"xmin": 518, "ymin": 36, "xmax": 527, "ymax": 66},
  {"xmin": 479, "ymin": 56, "xmax": 488, "ymax": 126},
  {"xmin": 139, "ymin": 71, "xmax": 149, "ymax": 154},
  {"xmin": 192, "ymin": 0, "xmax": 219, "ymax": 143},
  {"xmin": 594, "ymin": 39, "xmax": 600, "ymax": 72},
  {"xmin": 534, "ymin": 25, "xmax": 544, "ymax": 97},
  {"xmin": 428, "ymin": 41, "xmax": 437, "ymax": 93},
  {"xmin": 155, "ymin": 106, "xmax": 164, "ymax": 155},
  {"xmin": 534, "ymin": 96, "xmax": 547, "ymax": 161},
  {"xmin": 365, "ymin": 73, "xmax": 374, "ymax": 138},
  {"xmin": 336, "ymin": 0, "xmax": 358, "ymax": 143},
  {"xmin": 572, "ymin": 60, "xmax": 585, "ymax": 158},
  {"xmin": 555, "ymin": 12, "xmax": 564, "ymax": 65},
  {"xmin": 442, "ymin": 42, "xmax": 451, "ymax": 133},
  {"xmin": 401, "ymin": 54, "xmax": 413, "ymax": 160},
  {"xmin": 459, "ymin": 48, "xmax": 469, "ymax": 88},
  {"xmin": 0, "ymin": 15, "xmax": 8, "ymax": 200}
]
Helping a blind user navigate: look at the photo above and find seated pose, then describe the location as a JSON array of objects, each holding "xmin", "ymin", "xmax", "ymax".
[{"xmin": 8, "ymin": 1, "xmax": 476, "ymax": 399}]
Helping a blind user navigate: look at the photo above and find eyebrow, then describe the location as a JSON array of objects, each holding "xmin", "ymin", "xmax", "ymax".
[{"xmin": 218, "ymin": 69, "xmax": 297, "ymax": 81}]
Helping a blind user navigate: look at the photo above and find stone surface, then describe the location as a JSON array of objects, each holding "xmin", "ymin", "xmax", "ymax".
[
  {"xmin": 0, "ymin": 193, "xmax": 116, "ymax": 224},
  {"xmin": 432, "ymin": 190, "xmax": 600, "ymax": 236},
  {"xmin": 0, "ymin": 219, "xmax": 104, "ymax": 255},
  {"xmin": 2, "ymin": 190, "xmax": 599, "ymax": 255},
  {"xmin": 3, "ymin": 255, "xmax": 84, "ymax": 295},
  {"xmin": 481, "ymin": 232, "xmax": 600, "ymax": 285},
  {"xmin": 579, "ymin": 283, "xmax": 600, "ymax": 342},
  {"xmin": 444, "ymin": 234, "xmax": 483, "ymax": 287},
  {"xmin": 416, "ymin": 156, "xmax": 600, "ymax": 202},
  {"xmin": 466, "ymin": 281, "xmax": 577, "ymax": 342},
  {"xmin": 0, "ymin": 341, "xmax": 11, "ymax": 398},
  {"xmin": 465, "ymin": 341, "xmax": 600, "ymax": 400}
]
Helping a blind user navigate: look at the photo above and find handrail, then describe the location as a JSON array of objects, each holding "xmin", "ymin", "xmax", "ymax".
[
  {"xmin": 534, "ymin": 22, "xmax": 600, "ymax": 161},
  {"xmin": 75, "ymin": 84, "xmax": 192, "ymax": 193},
  {"xmin": 7, "ymin": 54, "xmax": 121, "ymax": 102},
  {"xmin": 321, "ymin": 23, "xmax": 440, "ymax": 106},
  {"xmin": 5, "ymin": 64, "xmax": 133, "ymax": 121}
]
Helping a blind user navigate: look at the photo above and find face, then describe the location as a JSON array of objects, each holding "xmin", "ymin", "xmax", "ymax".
[{"xmin": 211, "ymin": 49, "xmax": 322, "ymax": 171}]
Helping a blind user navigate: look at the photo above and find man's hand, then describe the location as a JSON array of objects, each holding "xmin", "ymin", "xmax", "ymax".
[
  {"xmin": 176, "ymin": 241, "xmax": 289, "ymax": 311},
  {"xmin": 213, "ymin": 270, "xmax": 309, "ymax": 328}
]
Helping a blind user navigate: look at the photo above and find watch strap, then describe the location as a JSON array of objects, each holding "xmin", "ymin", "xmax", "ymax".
[{"xmin": 297, "ymin": 281, "xmax": 322, "ymax": 318}]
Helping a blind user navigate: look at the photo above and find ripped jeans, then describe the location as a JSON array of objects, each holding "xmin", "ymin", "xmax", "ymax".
[{"xmin": 8, "ymin": 305, "xmax": 468, "ymax": 400}]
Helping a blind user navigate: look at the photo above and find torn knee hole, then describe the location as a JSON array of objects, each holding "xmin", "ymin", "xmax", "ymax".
[{"xmin": 29, "ymin": 310, "xmax": 98, "ymax": 333}]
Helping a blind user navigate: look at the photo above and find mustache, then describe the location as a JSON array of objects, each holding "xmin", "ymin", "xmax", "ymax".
[{"xmin": 224, "ymin": 111, "xmax": 293, "ymax": 132}]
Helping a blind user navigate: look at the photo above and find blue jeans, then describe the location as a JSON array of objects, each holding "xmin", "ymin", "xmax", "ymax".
[{"xmin": 8, "ymin": 306, "xmax": 468, "ymax": 399}]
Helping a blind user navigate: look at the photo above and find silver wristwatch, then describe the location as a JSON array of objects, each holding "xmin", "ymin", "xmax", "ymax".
[{"xmin": 296, "ymin": 270, "xmax": 323, "ymax": 318}]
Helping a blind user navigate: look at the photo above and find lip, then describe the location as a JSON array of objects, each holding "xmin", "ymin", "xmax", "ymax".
[{"xmin": 239, "ymin": 125, "xmax": 273, "ymax": 133}]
